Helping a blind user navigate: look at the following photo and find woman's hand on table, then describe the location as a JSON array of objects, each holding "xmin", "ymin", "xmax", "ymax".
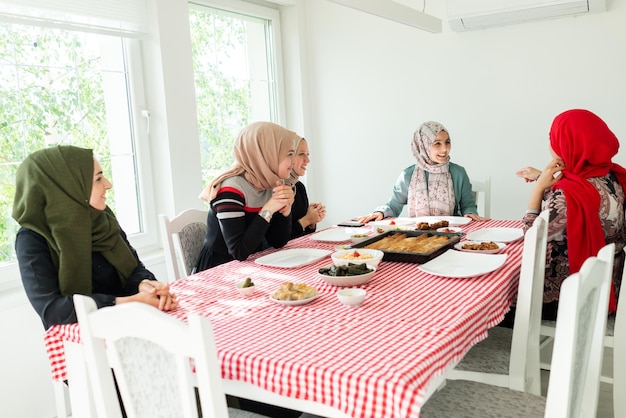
[{"xmin": 356, "ymin": 212, "xmax": 383, "ymax": 224}]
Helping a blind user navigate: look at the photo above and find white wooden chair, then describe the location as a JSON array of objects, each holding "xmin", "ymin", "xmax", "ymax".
[
  {"xmin": 539, "ymin": 247, "xmax": 619, "ymax": 384},
  {"xmin": 613, "ymin": 248, "xmax": 626, "ymax": 417},
  {"xmin": 420, "ymin": 243, "xmax": 614, "ymax": 418},
  {"xmin": 160, "ymin": 209, "xmax": 208, "ymax": 281},
  {"xmin": 73, "ymin": 294, "xmax": 264, "ymax": 418},
  {"xmin": 447, "ymin": 210, "xmax": 548, "ymax": 395},
  {"xmin": 471, "ymin": 177, "xmax": 491, "ymax": 218}
]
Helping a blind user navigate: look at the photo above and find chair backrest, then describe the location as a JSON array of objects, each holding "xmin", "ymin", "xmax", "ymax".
[
  {"xmin": 613, "ymin": 248, "xmax": 626, "ymax": 416},
  {"xmin": 508, "ymin": 209, "xmax": 548, "ymax": 395},
  {"xmin": 160, "ymin": 209, "xmax": 208, "ymax": 281},
  {"xmin": 73, "ymin": 294, "xmax": 230, "ymax": 418},
  {"xmin": 471, "ymin": 177, "xmax": 491, "ymax": 218},
  {"xmin": 544, "ymin": 243, "xmax": 614, "ymax": 418}
]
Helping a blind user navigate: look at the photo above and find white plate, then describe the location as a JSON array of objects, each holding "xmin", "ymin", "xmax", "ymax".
[
  {"xmin": 437, "ymin": 226, "xmax": 463, "ymax": 233},
  {"xmin": 454, "ymin": 241, "xmax": 506, "ymax": 254},
  {"xmin": 255, "ymin": 248, "xmax": 331, "ymax": 268},
  {"xmin": 400, "ymin": 216, "xmax": 471, "ymax": 226},
  {"xmin": 309, "ymin": 228, "xmax": 351, "ymax": 242},
  {"xmin": 269, "ymin": 294, "xmax": 319, "ymax": 306},
  {"xmin": 465, "ymin": 228, "xmax": 523, "ymax": 243},
  {"xmin": 418, "ymin": 249, "xmax": 507, "ymax": 278}
]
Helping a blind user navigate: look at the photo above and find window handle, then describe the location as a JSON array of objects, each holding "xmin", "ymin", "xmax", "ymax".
[{"xmin": 141, "ymin": 109, "xmax": 151, "ymax": 135}]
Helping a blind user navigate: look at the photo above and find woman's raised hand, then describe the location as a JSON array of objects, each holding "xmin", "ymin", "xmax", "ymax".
[
  {"xmin": 515, "ymin": 166, "xmax": 542, "ymax": 183},
  {"xmin": 263, "ymin": 180, "xmax": 295, "ymax": 216}
]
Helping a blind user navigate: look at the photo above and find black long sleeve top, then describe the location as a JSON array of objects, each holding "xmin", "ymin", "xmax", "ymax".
[
  {"xmin": 16, "ymin": 227, "xmax": 156, "ymax": 330},
  {"xmin": 290, "ymin": 181, "xmax": 316, "ymax": 239},
  {"xmin": 195, "ymin": 175, "xmax": 292, "ymax": 271}
]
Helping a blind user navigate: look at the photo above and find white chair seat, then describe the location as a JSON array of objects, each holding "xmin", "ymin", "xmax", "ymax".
[{"xmin": 420, "ymin": 380, "xmax": 545, "ymax": 418}]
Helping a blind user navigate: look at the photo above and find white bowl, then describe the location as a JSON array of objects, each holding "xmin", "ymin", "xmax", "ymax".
[
  {"xmin": 337, "ymin": 288, "xmax": 367, "ymax": 307},
  {"xmin": 235, "ymin": 279, "xmax": 256, "ymax": 296},
  {"xmin": 369, "ymin": 219, "xmax": 413, "ymax": 233},
  {"xmin": 331, "ymin": 248, "xmax": 384, "ymax": 268},
  {"xmin": 318, "ymin": 264, "xmax": 376, "ymax": 286},
  {"xmin": 350, "ymin": 233, "xmax": 370, "ymax": 244}
]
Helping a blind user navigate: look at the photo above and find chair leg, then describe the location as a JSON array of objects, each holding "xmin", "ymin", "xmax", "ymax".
[
  {"xmin": 53, "ymin": 380, "xmax": 71, "ymax": 417},
  {"xmin": 539, "ymin": 335, "xmax": 554, "ymax": 371}
]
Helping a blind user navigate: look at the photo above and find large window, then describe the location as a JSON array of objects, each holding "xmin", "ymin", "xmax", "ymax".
[
  {"xmin": 0, "ymin": 22, "xmax": 146, "ymax": 264},
  {"xmin": 189, "ymin": 0, "xmax": 284, "ymax": 183}
]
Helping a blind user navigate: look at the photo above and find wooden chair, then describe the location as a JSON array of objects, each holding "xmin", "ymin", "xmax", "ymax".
[
  {"xmin": 613, "ymin": 248, "xmax": 626, "ymax": 417},
  {"xmin": 159, "ymin": 209, "xmax": 208, "ymax": 281},
  {"xmin": 471, "ymin": 177, "xmax": 491, "ymax": 218},
  {"xmin": 420, "ymin": 243, "xmax": 614, "ymax": 418},
  {"xmin": 447, "ymin": 210, "xmax": 548, "ymax": 395},
  {"xmin": 73, "ymin": 294, "xmax": 264, "ymax": 418},
  {"xmin": 539, "ymin": 248, "xmax": 619, "ymax": 384}
]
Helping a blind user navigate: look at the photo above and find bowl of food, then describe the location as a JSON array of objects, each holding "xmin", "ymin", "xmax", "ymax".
[
  {"xmin": 235, "ymin": 277, "xmax": 256, "ymax": 296},
  {"xmin": 350, "ymin": 233, "xmax": 370, "ymax": 244},
  {"xmin": 369, "ymin": 219, "xmax": 413, "ymax": 233},
  {"xmin": 318, "ymin": 264, "xmax": 376, "ymax": 286},
  {"xmin": 337, "ymin": 288, "xmax": 367, "ymax": 307},
  {"xmin": 331, "ymin": 248, "xmax": 384, "ymax": 268}
]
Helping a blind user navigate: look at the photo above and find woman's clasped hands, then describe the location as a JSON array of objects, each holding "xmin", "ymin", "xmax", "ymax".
[
  {"xmin": 264, "ymin": 180, "xmax": 295, "ymax": 216},
  {"xmin": 118, "ymin": 280, "xmax": 179, "ymax": 311}
]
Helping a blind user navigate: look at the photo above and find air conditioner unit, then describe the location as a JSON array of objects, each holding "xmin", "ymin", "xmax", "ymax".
[{"xmin": 447, "ymin": 0, "xmax": 606, "ymax": 31}]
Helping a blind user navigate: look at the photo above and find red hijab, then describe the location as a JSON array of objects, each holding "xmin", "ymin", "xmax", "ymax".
[{"xmin": 550, "ymin": 109, "xmax": 626, "ymax": 310}]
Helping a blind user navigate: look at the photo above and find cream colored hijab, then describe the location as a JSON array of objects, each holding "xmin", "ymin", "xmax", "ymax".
[
  {"xmin": 200, "ymin": 122, "xmax": 300, "ymax": 202},
  {"xmin": 287, "ymin": 137, "xmax": 305, "ymax": 187}
]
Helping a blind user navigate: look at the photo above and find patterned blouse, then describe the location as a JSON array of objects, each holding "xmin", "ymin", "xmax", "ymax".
[{"xmin": 522, "ymin": 172, "xmax": 626, "ymax": 304}]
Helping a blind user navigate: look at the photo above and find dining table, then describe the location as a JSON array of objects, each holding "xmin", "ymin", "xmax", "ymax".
[{"xmin": 45, "ymin": 218, "xmax": 524, "ymax": 418}]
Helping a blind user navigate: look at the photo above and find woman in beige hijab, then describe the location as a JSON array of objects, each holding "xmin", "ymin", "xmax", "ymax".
[{"xmin": 196, "ymin": 122, "xmax": 298, "ymax": 270}]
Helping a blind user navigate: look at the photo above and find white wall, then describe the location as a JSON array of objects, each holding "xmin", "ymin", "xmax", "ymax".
[
  {"xmin": 302, "ymin": 0, "xmax": 626, "ymax": 226},
  {"xmin": 5, "ymin": 0, "xmax": 626, "ymax": 415}
]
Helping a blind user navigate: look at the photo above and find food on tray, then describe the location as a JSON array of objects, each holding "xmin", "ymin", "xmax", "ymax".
[
  {"xmin": 439, "ymin": 228, "xmax": 458, "ymax": 233},
  {"xmin": 271, "ymin": 282, "xmax": 318, "ymax": 301},
  {"xmin": 364, "ymin": 233, "xmax": 451, "ymax": 253},
  {"xmin": 416, "ymin": 220, "xmax": 449, "ymax": 230},
  {"xmin": 462, "ymin": 241, "xmax": 500, "ymax": 251},
  {"xmin": 319, "ymin": 263, "xmax": 372, "ymax": 277},
  {"xmin": 338, "ymin": 250, "xmax": 374, "ymax": 260}
]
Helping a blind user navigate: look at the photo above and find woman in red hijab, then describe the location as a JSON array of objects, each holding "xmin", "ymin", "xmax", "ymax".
[{"xmin": 521, "ymin": 109, "xmax": 626, "ymax": 319}]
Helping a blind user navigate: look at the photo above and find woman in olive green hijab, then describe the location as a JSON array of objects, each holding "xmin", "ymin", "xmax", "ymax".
[{"xmin": 13, "ymin": 145, "xmax": 178, "ymax": 330}]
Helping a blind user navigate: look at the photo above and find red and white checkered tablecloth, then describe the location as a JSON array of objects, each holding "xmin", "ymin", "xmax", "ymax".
[{"xmin": 44, "ymin": 219, "xmax": 524, "ymax": 418}]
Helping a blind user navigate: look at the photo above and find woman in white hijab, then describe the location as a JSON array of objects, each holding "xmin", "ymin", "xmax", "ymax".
[{"xmin": 358, "ymin": 121, "xmax": 488, "ymax": 223}]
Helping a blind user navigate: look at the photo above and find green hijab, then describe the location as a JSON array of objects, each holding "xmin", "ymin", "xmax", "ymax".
[{"xmin": 12, "ymin": 146, "xmax": 138, "ymax": 296}]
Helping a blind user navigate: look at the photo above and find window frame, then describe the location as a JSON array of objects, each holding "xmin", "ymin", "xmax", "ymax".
[
  {"xmin": 0, "ymin": 31, "xmax": 157, "ymax": 289},
  {"xmin": 189, "ymin": 0, "xmax": 288, "ymax": 126}
]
